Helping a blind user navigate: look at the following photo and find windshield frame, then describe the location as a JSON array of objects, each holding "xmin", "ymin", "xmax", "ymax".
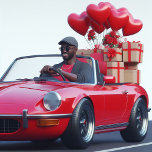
[{"xmin": 0, "ymin": 54, "xmax": 97, "ymax": 85}]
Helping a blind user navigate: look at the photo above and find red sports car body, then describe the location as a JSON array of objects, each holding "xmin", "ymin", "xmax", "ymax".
[{"xmin": 0, "ymin": 54, "xmax": 150, "ymax": 149}]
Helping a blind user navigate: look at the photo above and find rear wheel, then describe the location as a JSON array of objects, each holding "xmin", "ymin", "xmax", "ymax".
[
  {"xmin": 61, "ymin": 98, "xmax": 95, "ymax": 149},
  {"xmin": 120, "ymin": 98, "xmax": 148, "ymax": 142}
]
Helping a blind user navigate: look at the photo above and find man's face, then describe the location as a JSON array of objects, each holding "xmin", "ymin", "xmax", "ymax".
[{"xmin": 60, "ymin": 43, "xmax": 77, "ymax": 61}]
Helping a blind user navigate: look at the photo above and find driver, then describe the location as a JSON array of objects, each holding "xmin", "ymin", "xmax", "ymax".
[{"xmin": 40, "ymin": 36, "xmax": 93, "ymax": 83}]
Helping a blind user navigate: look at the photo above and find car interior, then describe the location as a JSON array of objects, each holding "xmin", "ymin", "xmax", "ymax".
[{"xmin": 76, "ymin": 50, "xmax": 116, "ymax": 85}]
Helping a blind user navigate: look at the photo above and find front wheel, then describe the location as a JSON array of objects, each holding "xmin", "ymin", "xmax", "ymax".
[
  {"xmin": 120, "ymin": 98, "xmax": 148, "ymax": 142},
  {"xmin": 61, "ymin": 98, "xmax": 95, "ymax": 149}
]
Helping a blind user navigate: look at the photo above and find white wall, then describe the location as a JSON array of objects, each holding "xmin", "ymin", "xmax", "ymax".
[{"xmin": 0, "ymin": 0, "xmax": 152, "ymax": 118}]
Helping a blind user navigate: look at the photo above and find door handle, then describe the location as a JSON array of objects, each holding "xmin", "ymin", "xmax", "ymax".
[{"xmin": 122, "ymin": 90, "xmax": 128, "ymax": 94}]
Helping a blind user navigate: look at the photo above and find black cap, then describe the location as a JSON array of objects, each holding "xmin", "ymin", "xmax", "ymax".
[{"xmin": 58, "ymin": 36, "xmax": 78, "ymax": 48}]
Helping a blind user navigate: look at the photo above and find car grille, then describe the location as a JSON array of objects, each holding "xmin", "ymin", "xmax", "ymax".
[{"xmin": 0, "ymin": 119, "xmax": 20, "ymax": 133}]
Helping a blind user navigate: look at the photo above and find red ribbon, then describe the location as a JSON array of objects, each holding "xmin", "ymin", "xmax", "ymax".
[
  {"xmin": 81, "ymin": 52, "xmax": 84, "ymax": 55},
  {"xmin": 107, "ymin": 62, "xmax": 124, "ymax": 83},
  {"xmin": 104, "ymin": 49, "xmax": 122, "ymax": 61},
  {"xmin": 138, "ymin": 43, "xmax": 142, "ymax": 63},
  {"xmin": 94, "ymin": 45, "xmax": 103, "ymax": 53},
  {"xmin": 125, "ymin": 63, "xmax": 129, "ymax": 69},
  {"xmin": 107, "ymin": 48, "xmax": 116, "ymax": 61},
  {"xmin": 94, "ymin": 47, "xmax": 97, "ymax": 53},
  {"xmin": 123, "ymin": 41, "xmax": 143, "ymax": 62}
]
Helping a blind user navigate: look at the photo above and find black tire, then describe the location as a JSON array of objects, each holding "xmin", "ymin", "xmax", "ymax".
[
  {"xmin": 61, "ymin": 98, "xmax": 95, "ymax": 149},
  {"xmin": 120, "ymin": 97, "xmax": 148, "ymax": 142}
]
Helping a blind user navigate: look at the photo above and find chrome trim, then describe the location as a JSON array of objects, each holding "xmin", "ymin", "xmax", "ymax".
[
  {"xmin": 23, "ymin": 109, "xmax": 28, "ymax": 128},
  {"xmin": 0, "ymin": 111, "xmax": 72, "ymax": 129},
  {"xmin": 91, "ymin": 57, "xmax": 97, "ymax": 85},
  {"xmin": 27, "ymin": 113, "xmax": 72, "ymax": 119},
  {"xmin": 95, "ymin": 122, "xmax": 129, "ymax": 131},
  {"xmin": 43, "ymin": 91, "xmax": 62, "ymax": 111},
  {"xmin": 95, "ymin": 126, "xmax": 126, "ymax": 133},
  {"xmin": 0, "ymin": 115, "xmax": 22, "ymax": 118},
  {"xmin": 1, "ymin": 54, "xmax": 97, "ymax": 85},
  {"xmin": 0, "ymin": 113, "xmax": 72, "ymax": 119}
]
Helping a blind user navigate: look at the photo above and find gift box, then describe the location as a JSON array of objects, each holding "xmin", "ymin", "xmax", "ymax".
[
  {"xmin": 104, "ymin": 48, "xmax": 122, "ymax": 62},
  {"xmin": 124, "ymin": 70, "xmax": 140, "ymax": 84},
  {"xmin": 77, "ymin": 49, "xmax": 105, "ymax": 72},
  {"xmin": 107, "ymin": 62, "xmax": 124, "ymax": 83},
  {"xmin": 77, "ymin": 49, "xmax": 103, "ymax": 56},
  {"xmin": 124, "ymin": 62, "xmax": 138, "ymax": 70},
  {"xmin": 122, "ymin": 41, "xmax": 143, "ymax": 63}
]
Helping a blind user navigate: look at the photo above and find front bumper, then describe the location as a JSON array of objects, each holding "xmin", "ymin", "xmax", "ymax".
[
  {"xmin": 0, "ymin": 109, "xmax": 72, "ymax": 128},
  {"xmin": 0, "ymin": 109, "xmax": 72, "ymax": 140}
]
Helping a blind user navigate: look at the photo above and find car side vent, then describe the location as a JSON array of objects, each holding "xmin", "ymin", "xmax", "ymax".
[{"xmin": 0, "ymin": 119, "xmax": 20, "ymax": 133}]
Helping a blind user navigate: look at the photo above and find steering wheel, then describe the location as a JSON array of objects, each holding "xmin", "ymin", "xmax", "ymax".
[
  {"xmin": 39, "ymin": 67, "xmax": 66, "ymax": 81},
  {"xmin": 50, "ymin": 67, "xmax": 66, "ymax": 81}
]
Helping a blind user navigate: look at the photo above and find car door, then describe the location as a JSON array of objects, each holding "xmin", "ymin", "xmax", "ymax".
[{"xmin": 100, "ymin": 84, "xmax": 128, "ymax": 124}]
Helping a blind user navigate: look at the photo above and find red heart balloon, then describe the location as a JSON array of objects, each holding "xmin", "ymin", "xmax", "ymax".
[
  {"xmin": 90, "ymin": 20, "xmax": 105, "ymax": 34},
  {"xmin": 123, "ymin": 17, "xmax": 143, "ymax": 36},
  {"xmin": 98, "ymin": 2, "xmax": 116, "ymax": 10},
  {"xmin": 68, "ymin": 12, "xmax": 89, "ymax": 36},
  {"xmin": 80, "ymin": 11, "xmax": 90, "ymax": 26},
  {"xmin": 104, "ymin": 20, "xmax": 110, "ymax": 29},
  {"xmin": 109, "ymin": 9, "xmax": 129, "ymax": 31},
  {"xmin": 117, "ymin": 7, "xmax": 133, "ymax": 18},
  {"xmin": 117, "ymin": 7, "xmax": 143, "ymax": 36},
  {"xmin": 86, "ymin": 3, "xmax": 111, "ymax": 25}
]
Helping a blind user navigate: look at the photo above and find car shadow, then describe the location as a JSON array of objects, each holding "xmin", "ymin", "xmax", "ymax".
[{"xmin": 0, "ymin": 121, "xmax": 151, "ymax": 151}]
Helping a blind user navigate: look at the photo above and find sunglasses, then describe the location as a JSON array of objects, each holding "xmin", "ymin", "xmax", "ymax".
[{"xmin": 59, "ymin": 46, "xmax": 75, "ymax": 52}]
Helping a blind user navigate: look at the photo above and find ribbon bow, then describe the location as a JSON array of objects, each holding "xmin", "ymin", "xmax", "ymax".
[{"xmin": 107, "ymin": 48, "xmax": 116, "ymax": 60}]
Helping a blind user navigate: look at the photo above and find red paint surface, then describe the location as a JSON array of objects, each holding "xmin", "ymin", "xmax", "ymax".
[{"xmin": 0, "ymin": 80, "xmax": 149, "ymax": 140}]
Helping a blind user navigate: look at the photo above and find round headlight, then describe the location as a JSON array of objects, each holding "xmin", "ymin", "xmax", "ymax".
[{"xmin": 43, "ymin": 91, "xmax": 61, "ymax": 111}]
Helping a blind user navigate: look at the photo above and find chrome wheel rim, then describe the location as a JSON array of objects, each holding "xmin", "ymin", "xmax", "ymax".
[
  {"xmin": 136, "ymin": 107, "xmax": 148, "ymax": 136},
  {"xmin": 79, "ymin": 107, "xmax": 94, "ymax": 143}
]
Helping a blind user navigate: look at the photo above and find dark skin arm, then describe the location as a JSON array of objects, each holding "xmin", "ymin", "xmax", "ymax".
[
  {"xmin": 59, "ymin": 69, "xmax": 77, "ymax": 82},
  {"xmin": 40, "ymin": 65, "xmax": 77, "ymax": 82},
  {"xmin": 40, "ymin": 65, "xmax": 56, "ymax": 74}
]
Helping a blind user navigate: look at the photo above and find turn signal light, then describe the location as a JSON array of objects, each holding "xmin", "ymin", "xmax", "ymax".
[{"xmin": 37, "ymin": 119, "xmax": 59, "ymax": 127}]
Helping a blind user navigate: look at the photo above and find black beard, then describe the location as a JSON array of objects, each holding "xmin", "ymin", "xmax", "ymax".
[{"xmin": 62, "ymin": 51, "xmax": 75, "ymax": 61}]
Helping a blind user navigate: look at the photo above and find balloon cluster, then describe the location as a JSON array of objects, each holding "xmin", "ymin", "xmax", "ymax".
[{"xmin": 68, "ymin": 2, "xmax": 143, "ymax": 38}]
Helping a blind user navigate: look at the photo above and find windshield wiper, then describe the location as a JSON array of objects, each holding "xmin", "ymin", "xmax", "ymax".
[{"xmin": 33, "ymin": 77, "xmax": 58, "ymax": 82}]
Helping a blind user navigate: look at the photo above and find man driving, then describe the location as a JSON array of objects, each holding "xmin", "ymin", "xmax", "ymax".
[{"xmin": 40, "ymin": 36, "xmax": 93, "ymax": 83}]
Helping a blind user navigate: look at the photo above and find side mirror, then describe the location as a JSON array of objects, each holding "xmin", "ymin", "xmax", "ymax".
[{"xmin": 103, "ymin": 76, "xmax": 115, "ymax": 84}]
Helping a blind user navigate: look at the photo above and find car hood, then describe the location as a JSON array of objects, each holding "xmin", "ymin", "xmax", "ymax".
[{"xmin": 0, "ymin": 81, "xmax": 71, "ymax": 114}]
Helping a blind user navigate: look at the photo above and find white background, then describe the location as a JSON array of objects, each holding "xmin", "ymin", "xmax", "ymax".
[{"xmin": 0, "ymin": 0, "xmax": 151, "ymax": 119}]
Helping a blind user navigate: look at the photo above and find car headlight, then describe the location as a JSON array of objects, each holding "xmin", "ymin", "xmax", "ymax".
[{"xmin": 43, "ymin": 91, "xmax": 61, "ymax": 111}]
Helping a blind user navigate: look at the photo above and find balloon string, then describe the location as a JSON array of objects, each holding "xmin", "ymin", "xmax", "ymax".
[
  {"xmin": 101, "ymin": 28, "xmax": 107, "ymax": 48},
  {"xmin": 92, "ymin": 39, "xmax": 96, "ymax": 48},
  {"xmin": 84, "ymin": 36, "xmax": 94, "ymax": 49},
  {"xmin": 97, "ymin": 33, "xmax": 99, "ymax": 46},
  {"xmin": 117, "ymin": 30, "xmax": 123, "ymax": 42},
  {"xmin": 97, "ymin": 25, "xmax": 101, "ymax": 47}
]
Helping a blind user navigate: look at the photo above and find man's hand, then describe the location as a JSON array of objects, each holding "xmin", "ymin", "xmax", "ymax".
[{"xmin": 40, "ymin": 65, "xmax": 56, "ymax": 74}]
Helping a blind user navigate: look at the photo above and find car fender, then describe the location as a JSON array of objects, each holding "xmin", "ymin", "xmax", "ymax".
[
  {"xmin": 132, "ymin": 85, "xmax": 149, "ymax": 109},
  {"xmin": 121, "ymin": 85, "xmax": 149, "ymax": 123},
  {"xmin": 72, "ymin": 93, "xmax": 91, "ymax": 110}
]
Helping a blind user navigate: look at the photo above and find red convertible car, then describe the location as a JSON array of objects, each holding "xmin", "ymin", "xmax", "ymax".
[{"xmin": 0, "ymin": 54, "xmax": 150, "ymax": 149}]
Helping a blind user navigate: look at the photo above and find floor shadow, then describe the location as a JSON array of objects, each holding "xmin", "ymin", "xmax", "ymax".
[{"xmin": 0, "ymin": 121, "xmax": 151, "ymax": 151}]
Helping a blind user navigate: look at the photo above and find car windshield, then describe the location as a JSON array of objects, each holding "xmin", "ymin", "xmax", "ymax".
[{"xmin": 0, "ymin": 55, "xmax": 96, "ymax": 84}]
